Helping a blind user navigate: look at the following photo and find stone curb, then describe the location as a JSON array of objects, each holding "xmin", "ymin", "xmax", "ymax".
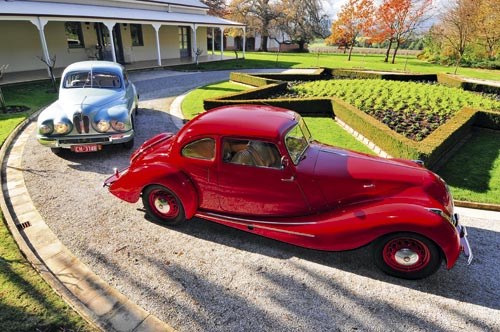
[{"xmin": 0, "ymin": 113, "xmax": 174, "ymax": 332}]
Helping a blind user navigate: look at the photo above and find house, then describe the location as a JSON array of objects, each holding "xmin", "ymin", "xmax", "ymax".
[{"xmin": 0, "ymin": 0, "xmax": 245, "ymax": 77}]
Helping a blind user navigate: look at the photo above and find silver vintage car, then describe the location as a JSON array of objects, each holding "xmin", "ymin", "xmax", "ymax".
[{"xmin": 37, "ymin": 61, "xmax": 139, "ymax": 153}]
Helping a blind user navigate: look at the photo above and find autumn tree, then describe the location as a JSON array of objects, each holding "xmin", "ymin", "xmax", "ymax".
[
  {"xmin": 273, "ymin": 0, "xmax": 329, "ymax": 51},
  {"xmin": 227, "ymin": 0, "xmax": 280, "ymax": 51},
  {"xmin": 475, "ymin": 0, "xmax": 500, "ymax": 59},
  {"xmin": 326, "ymin": 0, "xmax": 375, "ymax": 61},
  {"xmin": 371, "ymin": 0, "xmax": 432, "ymax": 64},
  {"xmin": 438, "ymin": 0, "xmax": 479, "ymax": 74},
  {"xmin": 201, "ymin": 0, "xmax": 227, "ymax": 17}
]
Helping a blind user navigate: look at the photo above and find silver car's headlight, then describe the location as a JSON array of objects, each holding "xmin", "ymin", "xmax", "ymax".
[
  {"xmin": 39, "ymin": 122, "xmax": 53, "ymax": 135},
  {"xmin": 96, "ymin": 120, "xmax": 110, "ymax": 132},
  {"xmin": 54, "ymin": 122, "xmax": 71, "ymax": 134},
  {"xmin": 111, "ymin": 120, "xmax": 126, "ymax": 132}
]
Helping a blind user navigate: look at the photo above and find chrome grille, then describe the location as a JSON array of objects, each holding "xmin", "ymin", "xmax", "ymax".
[{"xmin": 73, "ymin": 113, "xmax": 90, "ymax": 133}]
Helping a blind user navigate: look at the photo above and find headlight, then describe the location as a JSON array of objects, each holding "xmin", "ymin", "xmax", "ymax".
[
  {"xmin": 111, "ymin": 120, "xmax": 126, "ymax": 131},
  {"xmin": 39, "ymin": 123, "xmax": 53, "ymax": 135},
  {"xmin": 54, "ymin": 122, "xmax": 71, "ymax": 134},
  {"xmin": 96, "ymin": 120, "xmax": 110, "ymax": 132}
]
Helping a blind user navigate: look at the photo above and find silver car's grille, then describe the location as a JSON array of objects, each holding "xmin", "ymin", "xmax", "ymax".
[{"xmin": 73, "ymin": 114, "xmax": 90, "ymax": 133}]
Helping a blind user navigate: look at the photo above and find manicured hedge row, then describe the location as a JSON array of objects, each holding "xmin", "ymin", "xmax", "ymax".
[
  {"xmin": 475, "ymin": 110, "xmax": 500, "ymax": 130},
  {"xmin": 330, "ymin": 97, "xmax": 421, "ymax": 160},
  {"xmin": 204, "ymin": 97, "xmax": 333, "ymax": 117},
  {"xmin": 214, "ymin": 82, "xmax": 288, "ymax": 101},
  {"xmin": 437, "ymin": 73, "xmax": 500, "ymax": 95},
  {"xmin": 205, "ymin": 70, "xmax": 499, "ymax": 169},
  {"xmin": 229, "ymin": 72, "xmax": 281, "ymax": 87},
  {"xmin": 419, "ymin": 108, "xmax": 478, "ymax": 167},
  {"xmin": 251, "ymin": 68, "xmax": 331, "ymax": 81},
  {"xmin": 330, "ymin": 69, "xmax": 437, "ymax": 82}
]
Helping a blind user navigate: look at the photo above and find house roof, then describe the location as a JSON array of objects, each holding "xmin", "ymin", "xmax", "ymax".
[
  {"xmin": 0, "ymin": 0, "xmax": 243, "ymax": 27},
  {"xmin": 135, "ymin": 0, "xmax": 208, "ymax": 9}
]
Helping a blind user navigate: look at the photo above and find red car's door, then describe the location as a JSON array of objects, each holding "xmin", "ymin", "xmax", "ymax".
[
  {"xmin": 178, "ymin": 137, "xmax": 220, "ymax": 210},
  {"xmin": 217, "ymin": 138, "xmax": 310, "ymax": 217}
]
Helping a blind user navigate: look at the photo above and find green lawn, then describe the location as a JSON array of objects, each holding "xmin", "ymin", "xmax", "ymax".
[
  {"xmin": 0, "ymin": 83, "xmax": 95, "ymax": 331},
  {"xmin": 172, "ymin": 51, "xmax": 500, "ymax": 81},
  {"xmin": 181, "ymin": 81, "xmax": 249, "ymax": 119},
  {"xmin": 437, "ymin": 129, "xmax": 500, "ymax": 205}
]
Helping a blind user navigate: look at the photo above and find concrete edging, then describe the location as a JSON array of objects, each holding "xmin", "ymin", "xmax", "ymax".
[{"xmin": 0, "ymin": 112, "xmax": 173, "ymax": 332}]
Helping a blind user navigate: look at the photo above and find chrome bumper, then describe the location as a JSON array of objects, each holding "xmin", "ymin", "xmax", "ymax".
[
  {"xmin": 38, "ymin": 131, "xmax": 134, "ymax": 149},
  {"xmin": 454, "ymin": 213, "xmax": 473, "ymax": 265}
]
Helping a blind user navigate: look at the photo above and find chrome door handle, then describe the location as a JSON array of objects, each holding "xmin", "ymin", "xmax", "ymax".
[{"xmin": 281, "ymin": 176, "xmax": 295, "ymax": 182}]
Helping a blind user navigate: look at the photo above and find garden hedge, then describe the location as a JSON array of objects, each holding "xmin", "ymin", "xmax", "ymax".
[
  {"xmin": 330, "ymin": 69, "xmax": 437, "ymax": 82},
  {"xmin": 205, "ymin": 97, "xmax": 333, "ymax": 117},
  {"xmin": 437, "ymin": 73, "xmax": 500, "ymax": 95},
  {"xmin": 205, "ymin": 70, "xmax": 499, "ymax": 169}
]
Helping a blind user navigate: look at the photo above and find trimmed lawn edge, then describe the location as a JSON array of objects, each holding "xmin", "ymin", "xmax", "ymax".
[
  {"xmin": 454, "ymin": 200, "xmax": 500, "ymax": 212},
  {"xmin": 0, "ymin": 109, "xmax": 103, "ymax": 331}
]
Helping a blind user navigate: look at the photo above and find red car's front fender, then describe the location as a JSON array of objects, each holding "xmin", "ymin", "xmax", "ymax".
[
  {"xmin": 107, "ymin": 163, "xmax": 198, "ymax": 219},
  {"xmin": 312, "ymin": 202, "xmax": 462, "ymax": 269}
]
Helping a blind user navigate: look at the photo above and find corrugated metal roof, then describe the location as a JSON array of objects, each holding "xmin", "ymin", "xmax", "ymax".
[
  {"xmin": 0, "ymin": 0, "xmax": 243, "ymax": 26},
  {"xmin": 139, "ymin": 0, "xmax": 208, "ymax": 9}
]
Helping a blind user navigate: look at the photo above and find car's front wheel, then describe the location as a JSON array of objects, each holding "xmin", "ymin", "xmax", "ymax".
[
  {"xmin": 142, "ymin": 185, "xmax": 186, "ymax": 226},
  {"xmin": 373, "ymin": 232, "xmax": 442, "ymax": 279}
]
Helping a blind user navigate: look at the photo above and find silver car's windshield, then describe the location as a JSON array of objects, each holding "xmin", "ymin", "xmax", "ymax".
[
  {"xmin": 63, "ymin": 71, "xmax": 122, "ymax": 89},
  {"xmin": 285, "ymin": 117, "xmax": 312, "ymax": 165}
]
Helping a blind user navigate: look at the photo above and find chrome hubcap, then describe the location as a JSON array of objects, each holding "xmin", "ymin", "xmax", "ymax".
[
  {"xmin": 395, "ymin": 248, "xmax": 419, "ymax": 266},
  {"xmin": 154, "ymin": 198, "xmax": 171, "ymax": 214}
]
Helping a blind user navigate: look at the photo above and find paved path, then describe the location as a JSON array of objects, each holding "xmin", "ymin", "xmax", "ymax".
[{"xmin": 2, "ymin": 69, "xmax": 500, "ymax": 332}]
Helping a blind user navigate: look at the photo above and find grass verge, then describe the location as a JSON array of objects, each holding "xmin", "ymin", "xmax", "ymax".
[
  {"xmin": 437, "ymin": 129, "xmax": 500, "ymax": 205},
  {"xmin": 171, "ymin": 51, "xmax": 500, "ymax": 81},
  {"xmin": 0, "ymin": 83, "xmax": 96, "ymax": 331}
]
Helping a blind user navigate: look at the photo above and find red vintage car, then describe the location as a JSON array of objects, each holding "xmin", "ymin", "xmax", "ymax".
[{"xmin": 104, "ymin": 105, "xmax": 472, "ymax": 279}]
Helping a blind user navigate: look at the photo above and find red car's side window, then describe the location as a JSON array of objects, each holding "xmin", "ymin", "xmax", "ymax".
[
  {"xmin": 222, "ymin": 138, "xmax": 281, "ymax": 169},
  {"xmin": 181, "ymin": 138, "xmax": 215, "ymax": 160}
]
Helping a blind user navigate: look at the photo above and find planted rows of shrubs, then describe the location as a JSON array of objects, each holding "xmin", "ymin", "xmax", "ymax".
[{"xmin": 288, "ymin": 79, "xmax": 500, "ymax": 141}]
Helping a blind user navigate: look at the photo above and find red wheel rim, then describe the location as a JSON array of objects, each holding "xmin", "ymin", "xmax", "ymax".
[
  {"xmin": 382, "ymin": 237, "xmax": 431, "ymax": 272},
  {"xmin": 148, "ymin": 189, "xmax": 179, "ymax": 219}
]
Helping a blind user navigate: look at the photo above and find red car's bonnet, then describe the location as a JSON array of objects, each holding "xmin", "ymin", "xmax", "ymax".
[{"xmin": 312, "ymin": 143, "xmax": 431, "ymax": 209}]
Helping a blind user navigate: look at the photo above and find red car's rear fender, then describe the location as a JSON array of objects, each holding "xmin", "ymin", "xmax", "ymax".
[{"xmin": 110, "ymin": 163, "xmax": 198, "ymax": 219}]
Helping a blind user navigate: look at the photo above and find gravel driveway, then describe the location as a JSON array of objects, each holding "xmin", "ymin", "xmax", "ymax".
[{"xmin": 22, "ymin": 70, "xmax": 500, "ymax": 332}]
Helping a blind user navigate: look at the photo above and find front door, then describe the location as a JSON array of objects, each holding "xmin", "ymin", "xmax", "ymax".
[
  {"xmin": 218, "ymin": 138, "xmax": 310, "ymax": 217},
  {"xmin": 95, "ymin": 23, "xmax": 124, "ymax": 63},
  {"xmin": 179, "ymin": 26, "xmax": 191, "ymax": 58}
]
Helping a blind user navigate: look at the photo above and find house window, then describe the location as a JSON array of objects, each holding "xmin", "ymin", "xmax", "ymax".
[
  {"xmin": 65, "ymin": 22, "xmax": 85, "ymax": 48},
  {"xmin": 130, "ymin": 24, "xmax": 144, "ymax": 46}
]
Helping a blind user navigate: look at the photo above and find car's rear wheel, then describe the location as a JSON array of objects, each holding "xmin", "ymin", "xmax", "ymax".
[
  {"xmin": 373, "ymin": 232, "xmax": 442, "ymax": 279},
  {"xmin": 142, "ymin": 185, "xmax": 186, "ymax": 225}
]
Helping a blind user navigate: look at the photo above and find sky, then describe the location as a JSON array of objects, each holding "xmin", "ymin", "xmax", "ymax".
[{"xmin": 321, "ymin": 0, "xmax": 446, "ymax": 19}]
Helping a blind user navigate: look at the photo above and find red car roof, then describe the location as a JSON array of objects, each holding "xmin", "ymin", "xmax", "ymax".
[{"xmin": 178, "ymin": 105, "xmax": 299, "ymax": 141}]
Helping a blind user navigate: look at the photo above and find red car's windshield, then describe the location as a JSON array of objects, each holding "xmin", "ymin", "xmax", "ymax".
[{"xmin": 285, "ymin": 117, "xmax": 312, "ymax": 165}]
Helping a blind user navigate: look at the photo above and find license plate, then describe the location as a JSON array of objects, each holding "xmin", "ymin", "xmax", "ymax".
[{"xmin": 71, "ymin": 144, "xmax": 102, "ymax": 153}]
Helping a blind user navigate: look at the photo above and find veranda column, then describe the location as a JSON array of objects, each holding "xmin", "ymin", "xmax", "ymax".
[
  {"xmin": 103, "ymin": 21, "xmax": 117, "ymax": 62},
  {"xmin": 242, "ymin": 27, "xmax": 246, "ymax": 59},
  {"xmin": 220, "ymin": 27, "xmax": 225, "ymax": 60},
  {"xmin": 192, "ymin": 24, "xmax": 198, "ymax": 63},
  {"xmin": 30, "ymin": 17, "xmax": 51, "ymax": 76},
  {"xmin": 211, "ymin": 27, "xmax": 215, "ymax": 55},
  {"xmin": 152, "ymin": 23, "xmax": 162, "ymax": 66}
]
